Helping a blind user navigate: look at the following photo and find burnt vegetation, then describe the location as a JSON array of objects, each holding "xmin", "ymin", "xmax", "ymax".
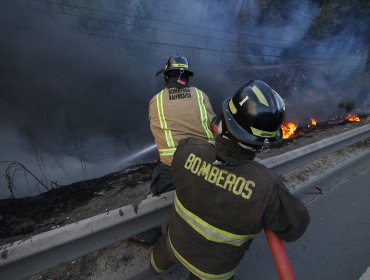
[
  {"xmin": 338, "ymin": 99, "xmax": 357, "ymax": 113},
  {"xmin": 1, "ymin": 161, "xmax": 54, "ymax": 198},
  {"xmin": 0, "ymin": 163, "xmax": 154, "ymax": 244}
]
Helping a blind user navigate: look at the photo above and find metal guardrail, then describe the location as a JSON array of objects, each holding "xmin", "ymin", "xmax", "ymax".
[
  {"xmin": 259, "ymin": 123, "xmax": 370, "ymax": 174},
  {"xmin": 0, "ymin": 192, "xmax": 174, "ymax": 280},
  {"xmin": 1, "ymin": 124, "xmax": 369, "ymax": 280}
]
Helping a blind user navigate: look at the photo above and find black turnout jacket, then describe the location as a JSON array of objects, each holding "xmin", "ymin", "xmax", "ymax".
[{"xmin": 168, "ymin": 136, "xmax": 310, "ymax": 276}]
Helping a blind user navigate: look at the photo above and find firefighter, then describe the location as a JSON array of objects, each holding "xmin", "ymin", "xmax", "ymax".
[
  {"xmin": 148, "ymin": 54, "xmax": 216, "ymax": 196},
  {"xmin": 134, "ymin": 55, "xmax": 216, "ymax": 244},
  {"xmin": 150, "ymin": 80, "xmax": 310, "ymax": 280}
]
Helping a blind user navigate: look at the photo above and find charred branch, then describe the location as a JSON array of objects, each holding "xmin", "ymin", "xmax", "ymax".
[{"xmin": 1, "ymin": 161, "xmax": 54, "ymax": 198}]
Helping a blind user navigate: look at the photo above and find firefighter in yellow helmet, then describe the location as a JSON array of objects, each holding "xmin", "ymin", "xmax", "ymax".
[
  {"xmin": 149, "ymin": 80, "xmax": 310, "ymax": 279},
  {"xmin": 149, "ymin": 54, "xmax": 216, "ymax": 196}
]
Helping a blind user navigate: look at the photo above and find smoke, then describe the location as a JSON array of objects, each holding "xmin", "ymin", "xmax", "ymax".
[
  {"xmin": 0, "ymin": 0, "xmax": 369, "ymax": 198},
  {"xmin": 228, "ymin": 0, "xmax": 370, "ymax": 123}
]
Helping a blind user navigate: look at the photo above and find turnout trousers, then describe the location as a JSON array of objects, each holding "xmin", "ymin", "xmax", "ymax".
[{"xmin": 150, "ymin": 232, "xmax": 234, "ymax": 280}]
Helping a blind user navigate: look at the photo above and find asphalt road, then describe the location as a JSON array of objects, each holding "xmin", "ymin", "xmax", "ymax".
[{"xmin": 235, "ymin": 152, "xmax": 370, "ymax": 280}]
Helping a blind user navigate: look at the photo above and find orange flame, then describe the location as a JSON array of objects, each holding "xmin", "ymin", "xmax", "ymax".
[
  {"xmin": 281, "ymin": 121, "xmax": 298, "ymax": 139},
  {"xmin": 307, "ymin": 118, "xmax": 317, "ymax": 128},
  {"xmin": 346, "ymin": 114, "xmax": 360, "ymax": 122}
]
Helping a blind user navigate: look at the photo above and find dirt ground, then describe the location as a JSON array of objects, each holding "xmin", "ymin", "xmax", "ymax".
[{"xmin": 0, "ymin": 115, "xmax": 369, "ymax": 280}]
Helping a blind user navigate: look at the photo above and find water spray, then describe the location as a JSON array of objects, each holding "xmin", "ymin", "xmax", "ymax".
[{"xmin": 115, "ymin": 143, "xmax": 157, "ymax": 168}]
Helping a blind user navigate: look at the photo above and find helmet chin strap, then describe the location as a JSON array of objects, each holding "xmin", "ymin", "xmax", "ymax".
[
  {"xmin": 237, "ymin": 141, "xmax": 258, "ymax": 152},
  {"xmin": 176, "ymin": 69, "xmax": 186, "ymax": 85},
  {"xmin": 221, "ymin": 132, "xmax": 258, "ymax": 152},
  {"xmin": 260, "ymin": 139, "xmax": 270, "ymax": 153},
  {"xmin": 260, "ymin": 146, "xmax": 270, "ymax": 153},
  {"xmin": 219, "ymin": 119, "xmax": 268, "ymax": 153}
]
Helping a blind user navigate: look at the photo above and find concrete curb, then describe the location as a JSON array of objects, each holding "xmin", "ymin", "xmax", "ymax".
[{"xmin": 293, "ymin": 149, "xmax": 370, "ymax": 196}]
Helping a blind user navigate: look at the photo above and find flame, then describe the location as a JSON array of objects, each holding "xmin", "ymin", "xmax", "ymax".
[
  {"xmin": 346, "ymin": 114, "xmax": 360, "ymax": 122},
  {"xmin": 281, "ymin": 121, "xmax": 298, "ymax": 139},
  {"xmin": 307, "ymin": 118, "xmax": 317, "ymax": 128}
]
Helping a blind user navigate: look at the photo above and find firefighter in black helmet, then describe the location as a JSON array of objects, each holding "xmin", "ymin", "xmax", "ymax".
[
  {"xmin": 149, "ymin": 80, "xmax": 310, "ymax": 279},
  {"xmin": 156, "ymin": 55, "xmax": 194, "ymax": 83},
  {"xmin": 220, "ymin": 79, "xmax": 285, "ymax": 148},
  {"xmin": 149, "ymin": 55, "xmax": 216, "ymax": 196},
  {"xmin": 135, "ymin": 55, "xmax": 216, "ymax": 244}
]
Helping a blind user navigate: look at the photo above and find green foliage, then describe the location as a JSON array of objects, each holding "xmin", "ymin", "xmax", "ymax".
[
  {"xmin": 338, "ymin": 99, "xmax": 357, "ymax": 112},
  {"xmin": 306, "ymin": 3, "xmax": 340, "ymax": 41}
]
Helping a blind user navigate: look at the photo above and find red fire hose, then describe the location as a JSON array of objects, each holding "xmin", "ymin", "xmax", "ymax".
[{"xmin": 264, "ymin": 229, "xmax": 296, "ymax": 280}]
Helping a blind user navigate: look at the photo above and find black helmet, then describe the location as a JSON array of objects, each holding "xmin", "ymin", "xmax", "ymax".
[
  {"xmin": 156, "ymin": 55, "xmax": 194, "ymax": 76},
  {"xmin": 221, "ymin": 80, "xmax": 285, "ymax": 147}
]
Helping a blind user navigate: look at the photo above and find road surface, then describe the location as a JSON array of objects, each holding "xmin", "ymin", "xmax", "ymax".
[{"xmin": 236, "ymin": 152, "xmax": 370, "ymax": 280}]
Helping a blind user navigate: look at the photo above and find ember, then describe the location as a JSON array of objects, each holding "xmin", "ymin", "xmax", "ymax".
[
  {"xmin": 345, "ymin": 114, "xmax": 360, "ymax": 122},
  {"xmin": 281, "ymin": 121, "xmax": 298, "ymax": 139}
]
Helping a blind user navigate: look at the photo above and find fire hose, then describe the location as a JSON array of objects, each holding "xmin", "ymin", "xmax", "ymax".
[{"xmin": 265, "ymin": 229, "xmax": 296, "ymax": 280}]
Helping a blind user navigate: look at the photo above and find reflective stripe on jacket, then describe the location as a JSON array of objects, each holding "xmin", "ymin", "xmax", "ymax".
[
  {"xmin": 149, "ymin": 86, "xmax": 215, "ymax": 166},
  {"xmin": 174, "ymin": 193, "xmax": 256, "ymax": 246}
]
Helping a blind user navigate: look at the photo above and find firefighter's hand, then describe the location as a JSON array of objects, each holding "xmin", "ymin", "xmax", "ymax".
[{"xmin": 210, "ymin": 116, "xmax": 221, "ymax": 135}]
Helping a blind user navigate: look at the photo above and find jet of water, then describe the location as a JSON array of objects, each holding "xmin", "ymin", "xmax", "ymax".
[{"xmin": 115, "ymin": 143, "xmax": 157, "ymax": 168}]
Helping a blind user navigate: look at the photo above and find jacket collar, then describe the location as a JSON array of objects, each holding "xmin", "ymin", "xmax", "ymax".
[
  {"xmin": 166, "ymin": 76, "xmax": 189, "ymax": 88},
  {"xmin": 214, "ymin": 135, "xmax": 255, "ymax": 165}
]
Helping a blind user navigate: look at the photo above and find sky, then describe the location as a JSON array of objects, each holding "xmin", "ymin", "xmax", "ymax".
[{"xmin": 0, "ymin": 0, "xmax": 369, "ymax": 198}]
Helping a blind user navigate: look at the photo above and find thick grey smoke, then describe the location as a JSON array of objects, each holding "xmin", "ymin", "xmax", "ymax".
[
  {"xmin": 0, "ymin": 0, "xmax": 369, "ymax": 198},
  {"xmin": 230, "ymin": 1, "xmax": 369, "ymax": 122}
]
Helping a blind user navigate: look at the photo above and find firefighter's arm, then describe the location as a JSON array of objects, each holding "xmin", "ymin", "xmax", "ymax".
[
  {"xmin": 263, "ymin": 182, "xmax": 310, "ymax": 242},
  {"xmin": 201, "ymin": 91, "xmax": 217, "ymax": 125},
  {"xmin": 148, "ymin": 95, "xmax": 156, "ymax": 122}
]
